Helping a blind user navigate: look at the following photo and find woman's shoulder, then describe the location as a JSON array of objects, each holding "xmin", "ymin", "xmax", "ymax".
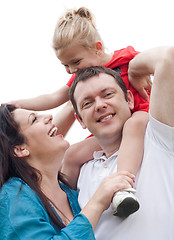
[
  {"xmin": 1, "ymin": 178, "xmax": 30, "ymax": 193},
  {"xmin": 0, "ymin": 178, "xmax": 40, "ymax": 205}
]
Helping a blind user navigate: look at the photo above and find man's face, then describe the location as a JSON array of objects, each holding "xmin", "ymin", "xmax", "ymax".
[{"xmin": 74, "ymin": 73, "xmax": 134, "ymax": 143}]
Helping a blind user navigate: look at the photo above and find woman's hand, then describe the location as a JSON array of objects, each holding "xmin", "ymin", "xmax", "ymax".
[
  {"xmin": 91, "ymin": 171, "xmax": 135, "ymax": 211},
  {"xmin": 81, "ymin": 171, "xmax": 135, "ymax": 230}
]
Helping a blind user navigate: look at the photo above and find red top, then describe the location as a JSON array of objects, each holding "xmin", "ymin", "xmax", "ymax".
[{"xmin": 66, "ymin": 46, "xmax": 149, "ymax": 113}]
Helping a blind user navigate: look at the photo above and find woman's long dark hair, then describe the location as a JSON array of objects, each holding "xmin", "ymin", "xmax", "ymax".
[{"xmin": 0, "ymin": 104, "xmax": 70, "ymax": 229}]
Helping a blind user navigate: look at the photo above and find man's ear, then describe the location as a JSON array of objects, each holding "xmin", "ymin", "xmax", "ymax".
[
  {"xmin": 127, "ymin": 90, "xmax": 134, "ymax": 110},
  {"xmin": 74, "ymin": 113, "xmax": 87, "ymax": 129},
  {"xmin": 14, "ymin": 144, "xmax": 29, "ymax": 158}
]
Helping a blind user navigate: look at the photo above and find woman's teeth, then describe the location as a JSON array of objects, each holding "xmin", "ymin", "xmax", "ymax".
[{"xmin": 49, "ymin": 127, "xmax": 58, "ymax": 137}]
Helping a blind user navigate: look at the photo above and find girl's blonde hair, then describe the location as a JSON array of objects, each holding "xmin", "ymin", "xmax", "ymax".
[{"xmin": 52, "ymin": 7, "xmax": 103, "ymax": 51}]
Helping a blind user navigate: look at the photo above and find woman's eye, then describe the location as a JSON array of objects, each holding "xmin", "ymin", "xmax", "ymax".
[{"xmin": 32, "ymin": 116, "xmax": 37, "ymax": 124}]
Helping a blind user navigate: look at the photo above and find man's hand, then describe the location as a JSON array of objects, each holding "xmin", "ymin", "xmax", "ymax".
[{"xmin": 129, "ymin": 74, "xmax": 152, "ymax": 100}]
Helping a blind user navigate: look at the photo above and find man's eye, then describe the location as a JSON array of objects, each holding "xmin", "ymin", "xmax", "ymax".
[
  {"xmin": 105, "ymin": 92, "xmax": 113, "ymax": 97},
  {"xmin": 82, "ymin": 101, "xmax": 91, "ymax": 108}
]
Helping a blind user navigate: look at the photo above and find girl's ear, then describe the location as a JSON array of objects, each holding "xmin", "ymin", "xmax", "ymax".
[
  {"xmin": 95, "ymin": 41, "xmax": 103, "ymax": 56},
  {"xmin": 14, "ymin": 144, "xmax": 29, "ymax": 158},
  {"xmin": 127, "ymin": 90, "xmax": 134, "ymax": 110},
  {"xmin": 74, "ymin": 113, "xmax": 87, "ymax": 129},
  {"xmin": 95, "ymin": 41, "xmax": 103, "ymax": 51}
]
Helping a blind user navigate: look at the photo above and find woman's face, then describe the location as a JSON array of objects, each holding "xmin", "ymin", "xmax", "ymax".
[{"xmin": 13, "ymin": 109, "xmax": 69, "ymax": 162}]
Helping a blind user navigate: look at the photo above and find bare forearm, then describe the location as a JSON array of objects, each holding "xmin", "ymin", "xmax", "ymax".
[
  {"xmin": 8, "ymin": 85, "xmax": 69, "ymax": 111},
  {"xmin": 81, "ymin": 198, "xmax": 104, "ymax": 231},
  {"xmin": 128, "ymin": 47, "xmax": 169, "ymax": 77},
  {"xmin": 53, "ymin": 101, "xmax": 75, "ymax": 136},
  {"xmin": 117, "ymin": 111, "xmax": 149, "ymax": 175}
]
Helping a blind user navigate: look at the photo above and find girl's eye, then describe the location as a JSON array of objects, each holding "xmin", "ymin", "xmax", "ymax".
[{"xmin": 73, "ymin": 59, "xmax": 81, "ymax": 65}]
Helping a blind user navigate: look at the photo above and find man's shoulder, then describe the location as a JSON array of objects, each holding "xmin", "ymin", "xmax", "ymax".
[{"xmin": 146, "ymin": 114, "xmax": 174, "ymax": 152}]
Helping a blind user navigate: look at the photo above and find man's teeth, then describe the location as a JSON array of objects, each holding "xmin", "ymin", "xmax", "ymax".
[
  {"xmin": 100, "ymin": 114, "xmax": 113, "ymax": 122},
  {"xmin": 49, "ymin": 127, "xmax": 58, "ymax": 137}
]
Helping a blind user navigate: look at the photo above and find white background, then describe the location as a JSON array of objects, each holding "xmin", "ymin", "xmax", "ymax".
[{"xmin": 0, "ymin": 0, "xmax": 174, "ymax": 144}]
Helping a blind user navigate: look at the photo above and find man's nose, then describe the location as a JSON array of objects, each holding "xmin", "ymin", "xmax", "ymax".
[{"xmin": 95, "ymin": 97, "xmax": 107, "ymax": 112}]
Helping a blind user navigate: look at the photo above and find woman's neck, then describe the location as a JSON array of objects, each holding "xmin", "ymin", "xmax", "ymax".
[{"xmin": 41, "ymin": 171, "xmax": 74, "ymax": 226}]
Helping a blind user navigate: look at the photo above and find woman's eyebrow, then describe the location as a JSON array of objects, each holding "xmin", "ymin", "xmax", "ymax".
[{"xmin": 28, "ymin": 112, "xmax": 35, "ymax": 123}]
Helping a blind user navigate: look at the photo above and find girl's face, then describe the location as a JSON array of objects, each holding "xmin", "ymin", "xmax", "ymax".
[
  {"xmin": 13, "ymin": 109, "xmax": 69, "ymax": 163},
  {"xmin": 56, "ymin": 42, "xmax": 103, "ymax": 75}
]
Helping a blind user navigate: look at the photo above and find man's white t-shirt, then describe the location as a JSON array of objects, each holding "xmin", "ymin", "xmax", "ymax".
[{"xmin": 77, "ymin": 115, "xmax": 174, "ymax": 240}]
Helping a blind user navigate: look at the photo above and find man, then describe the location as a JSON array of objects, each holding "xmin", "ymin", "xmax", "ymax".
[{"xmin": 66, "ymin": 47, "xmax": 174, "ymax": 239}]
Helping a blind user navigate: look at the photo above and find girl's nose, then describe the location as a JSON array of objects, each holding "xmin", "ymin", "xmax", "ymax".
[{"xmin": 69, "ymin": 66, "xmax": 78, "ymax": 74}]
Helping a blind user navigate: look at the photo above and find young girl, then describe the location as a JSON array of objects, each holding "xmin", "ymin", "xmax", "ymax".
[{"xmin": 9, "ymin": 7, "xmax": 151, "ymax": 217}]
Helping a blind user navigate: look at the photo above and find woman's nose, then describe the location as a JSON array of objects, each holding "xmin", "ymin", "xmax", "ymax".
[{"xmin": 43, "ymin": 114, "xmax": 53, "ymax": 124}]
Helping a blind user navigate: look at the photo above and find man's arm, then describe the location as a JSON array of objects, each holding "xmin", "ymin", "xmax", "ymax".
[{"xmin": 129, "ymin": 46, "xmax": 174, "ymax": 127}]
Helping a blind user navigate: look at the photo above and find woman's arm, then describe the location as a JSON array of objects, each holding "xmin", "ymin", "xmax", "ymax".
[
  {"xmin": 0, "ymin": 172, "xmax": 134, "ymax": 239},
  {"xmin": 80, "ymin": 171, "xmax": 135, "ymax": 230}
]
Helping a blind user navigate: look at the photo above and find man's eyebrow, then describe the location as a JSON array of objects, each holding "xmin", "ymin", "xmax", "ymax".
[
  {"xmin": 80, "ymin": 96, "xmax": 91, "ymax": 105},
  {"xmin": 80, "ymin": 88, "xmax": 111, "ymax": 102}
]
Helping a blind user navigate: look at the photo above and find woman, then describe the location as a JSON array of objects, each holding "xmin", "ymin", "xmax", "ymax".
[{"xmin": 0, "ymin": 104, "xmax": 134, "ymax": 239}]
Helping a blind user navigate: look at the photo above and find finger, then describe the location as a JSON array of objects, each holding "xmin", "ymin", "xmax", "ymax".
[
  {"xmin": 114, "ymin": 173, "xmax": 135, "ymax": 187},
  {"xmin": 117, "ymin": 171, "xmax": 136, "ymax": 181},
  {"xmin": 146, "ymin": 82, "xmax": 152, "ymax": 92},
  {"xmin": 139, "ymin": 88, "xmax": 149, "ymax": 100}
]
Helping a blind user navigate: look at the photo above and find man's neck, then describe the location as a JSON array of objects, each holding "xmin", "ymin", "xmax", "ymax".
[{"xmin": 99, "ymin": 138, "xmax": 121, "ymax": 159}]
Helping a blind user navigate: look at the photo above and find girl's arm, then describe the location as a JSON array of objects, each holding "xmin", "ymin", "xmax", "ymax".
[
  {"xmin": 117, "ymin": 111, "xmax": 149, "ymax": 175},
  {"xmin": 53, "ymin": 101, "xmax": 75, "ymax": 137},
  {"xmin": 8, "ymin": 85, "xmax": 69, "ymax": 111},
  {"xmin": 62, "ymin": 136, "xmax": 101, "ymax": 189},
  {"xmin": 9, "ymin": 85, "xmax": 75, "ymax": 136}
]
